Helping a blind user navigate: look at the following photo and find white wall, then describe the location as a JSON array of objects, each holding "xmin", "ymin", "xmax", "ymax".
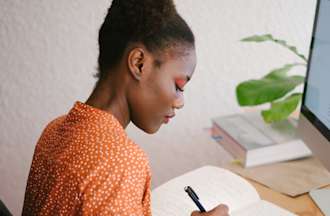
[{"xmin": 0, "ymin": 0, "xmax": 316, "ymax": 214}]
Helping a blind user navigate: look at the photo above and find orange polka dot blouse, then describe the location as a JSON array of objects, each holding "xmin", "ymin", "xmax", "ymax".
[{"xmin": 23, "ymin": 102, "xmax": 152, "ymax": 215}]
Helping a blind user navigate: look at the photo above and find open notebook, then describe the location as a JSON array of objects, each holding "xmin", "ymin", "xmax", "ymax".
[{"xmin": 152, "ymin": 166, "xmax": 296, "ymax": 216}]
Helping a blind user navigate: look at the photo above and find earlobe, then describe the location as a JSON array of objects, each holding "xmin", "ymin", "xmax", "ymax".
[{"xmin": 128, "ymin": 48, "xmax": 145, "ymax": 81}]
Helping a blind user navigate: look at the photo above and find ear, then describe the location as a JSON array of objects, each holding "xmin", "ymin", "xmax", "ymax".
[{"xmin": 127, "ymin": 48, "xmax": 145, "ymax": 81}]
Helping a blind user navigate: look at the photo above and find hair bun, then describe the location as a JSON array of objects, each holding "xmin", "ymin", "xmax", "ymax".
[
  {"xmin": 109, "ymin": 0, "xmax": 177, "ymax": 37},
  {"xmin": 97, "ymin": 0, "xmax": 194, "ymax": 77}
]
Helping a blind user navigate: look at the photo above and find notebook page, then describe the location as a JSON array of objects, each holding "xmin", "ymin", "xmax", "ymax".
[
  {"xmin": 231, "ymin": 200, "xmax": 296, "ymax": 216},
  {"xmin": 152, "ymin": 166, "xmax": 260, "ymax": 216}
]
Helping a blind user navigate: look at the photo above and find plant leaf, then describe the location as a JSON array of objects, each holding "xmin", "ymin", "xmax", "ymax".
[
  {"xmin": 241, "ymin": 34, "xmax": 308, "ymax": 62},
  {"xmin": 265, "ymin": 65, "xmax": 292, "ymax": 79},
  {"xmin": 273, "ymin": 38, "xmax": 308, "ymax": 62},
  {"xmin": 241, "ymin": 34, "xmax": 273, "ymax": 42},
  {"xmin": 261, "ymin": 93, "xmax": 303, "ymax": 123},
  {"xmin": 263, "ymin": 63, "xmax": 302, "ymax": 80},
  {"xmin": 236, "ymin": 75, "xmax": 304, "ymax": 106}
]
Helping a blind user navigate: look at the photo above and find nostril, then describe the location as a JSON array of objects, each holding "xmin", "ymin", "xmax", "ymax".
[
  {"xmin": 174, "ymin": 97, "xmax": 184, "ymax": 109},
  {"xmin": 176, "ymin": 103, "xmax": 184, "ymax": 109}
]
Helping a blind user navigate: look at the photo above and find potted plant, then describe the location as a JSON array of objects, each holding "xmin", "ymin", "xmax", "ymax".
[{"xmin": 236, "ymin": 34, "xmax": 307, "ymax": 123}]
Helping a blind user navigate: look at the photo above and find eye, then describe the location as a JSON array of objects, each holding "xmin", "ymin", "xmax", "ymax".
[{"xmin": 175, "ymin": 84, "xmax": 184, "ymax": 92}]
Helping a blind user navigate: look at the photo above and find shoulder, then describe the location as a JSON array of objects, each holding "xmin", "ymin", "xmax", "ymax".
[
  {"xmin": 69, "ymin": 131, "xmax": 150, "ymax": 182},
  {"xmin": 35, "ymin": 115, "xmax": 66, "ymax": 147},
  {"xmin": 76, "ymin": 138, "xmax": 151, "ymax": 196},
  {"xmin": 42, "ymin": 115, "xmax": 66, "ymax": 134},
  {"xmin": 79, "ymin": 137, "xmax": 150, "ymax": 176}
]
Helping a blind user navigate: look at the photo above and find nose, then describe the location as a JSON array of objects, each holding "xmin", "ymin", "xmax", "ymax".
[{"xmin": 173, "ymin": 94, "xmax": 184, "ymax": 110}]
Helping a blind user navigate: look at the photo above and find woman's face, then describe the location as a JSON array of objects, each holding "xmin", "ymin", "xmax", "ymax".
[{"xmin": 129, "ymin": 46, "xmax": 196, "ymax": 134}]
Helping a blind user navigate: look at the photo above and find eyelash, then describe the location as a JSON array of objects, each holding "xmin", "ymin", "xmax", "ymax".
[{"xmin": 176, "ymin": 84, "xmax": 184, "ymax": 92}]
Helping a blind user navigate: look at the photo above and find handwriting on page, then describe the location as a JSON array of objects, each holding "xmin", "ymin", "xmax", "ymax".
[
  {"xmin": 151, "ymin": 166, "xmax": 260, "ymax": 216},
  {"xmin": 191, "ymin": 168, "xmax": 259, "ymax": 212}
]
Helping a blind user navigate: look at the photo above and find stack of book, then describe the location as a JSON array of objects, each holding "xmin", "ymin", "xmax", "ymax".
[{"xmin": 211, "ymin": 111, "xmax": 312, "ymax": 167}]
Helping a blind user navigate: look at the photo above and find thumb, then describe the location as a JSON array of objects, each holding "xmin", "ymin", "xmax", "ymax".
[
  {"xmin": 210, "ymin": 204, "xmax": 229, "ymax": 215},
  {"xmin": 191, "ymin": 204, "xmax": 229, "ymax": 216},
  {"xmin": 191, "ymin": 210, "xmax": 212, "ymax": 216},
  {"xmin": 191, "ymin": 210, "xmax": 201, "ymax": 216}
]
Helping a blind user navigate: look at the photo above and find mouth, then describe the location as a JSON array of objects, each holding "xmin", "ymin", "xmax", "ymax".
[{"xmin": 164, "ymin": 114, "xmax": 175, "ymax": 124}]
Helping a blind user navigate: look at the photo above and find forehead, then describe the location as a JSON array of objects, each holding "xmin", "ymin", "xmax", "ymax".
[{"xmin": 157, "ymin": 46, "xmax": 196, "ymax": 78}]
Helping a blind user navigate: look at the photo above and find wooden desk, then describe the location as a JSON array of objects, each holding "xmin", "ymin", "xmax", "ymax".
[{"xmin": 248, "ymin": 179, "xmax": 329, "ymax": 216}]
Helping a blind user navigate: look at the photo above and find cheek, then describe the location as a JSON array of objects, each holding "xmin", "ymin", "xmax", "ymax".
[
  {"xmin": 136, "ymin": 82, "xmax": 173, "ymax": 117},
  {"xmin": 162, "ymin": 82, "xmax": 177, "ymax": 105},
  {"xmin": 152, "ymin": 78, "xmax": 176, "ymax": 105}
]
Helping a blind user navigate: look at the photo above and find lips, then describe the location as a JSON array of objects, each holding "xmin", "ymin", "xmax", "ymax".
[
  {"xmin": 164, "ymin": 114, "xmax": 175, "ymax": 123},
  {"xmin": 165, "ymin": 114, "xmax": 175, "ymax": 119}
]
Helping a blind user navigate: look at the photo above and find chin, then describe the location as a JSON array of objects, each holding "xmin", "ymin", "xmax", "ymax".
[
  {"xmin": 134, "ymin": 122, "xmax": 161, "ymax": 134},
  {"xmin": 142, "ymin": 125, "xmax": 160, "ymax": 134}
]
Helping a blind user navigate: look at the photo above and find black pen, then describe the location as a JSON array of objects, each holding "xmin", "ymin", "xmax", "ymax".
[{"xmin": 184, "ymin": 186, "xmax": 206, "ymax": 212}]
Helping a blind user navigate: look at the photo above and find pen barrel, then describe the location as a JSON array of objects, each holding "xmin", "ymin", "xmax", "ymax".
[
  {"xmin": 185, "ymin": 186, "xmax": 206, "ymax": 213},
  {"xmin": 187, "ymin": 193, "xmax": 206, "ymax": 212},
  {"xmin": 192, "ymin": 198, "xmax": 206, "ymax": 212}
]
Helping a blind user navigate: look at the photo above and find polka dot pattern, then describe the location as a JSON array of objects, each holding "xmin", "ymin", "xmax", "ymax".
[{"xmin": 23, "ymin": 102, "xmax": 152, "ymax": 215}]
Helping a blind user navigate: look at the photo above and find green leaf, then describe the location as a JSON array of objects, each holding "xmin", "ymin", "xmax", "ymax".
[
  {"xmin": 241, "ymin": 34, "xmax": 308, "ymax": 62},
  {"xmin": 236, "ymin": 73, "xmax": 304, "ymax": 106},
  {"xmin": 261, "ymin": 93, "xmax": 303, "ymax": 123},
  {"xmin": 263, "ymin": 63, "xmax": 301, "ymax": 80},
  {"xmin": 241, "ymin": 34, "xmax": 273, "ymax": 42}
]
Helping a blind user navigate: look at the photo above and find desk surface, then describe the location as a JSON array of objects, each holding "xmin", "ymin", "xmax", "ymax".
[{"xmin": 249, "ymin": 179, "xmax": 329, "ymax": 216}]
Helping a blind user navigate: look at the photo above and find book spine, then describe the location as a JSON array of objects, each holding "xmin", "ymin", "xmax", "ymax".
[{"xmin": 211, "ymin": 123, "xmax": 246, "ymax": 161}]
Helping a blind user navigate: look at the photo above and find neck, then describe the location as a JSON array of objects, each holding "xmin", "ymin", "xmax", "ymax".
[{"xmin": 85, "ymin": 74, "xmax": 130, "ymax": 129}]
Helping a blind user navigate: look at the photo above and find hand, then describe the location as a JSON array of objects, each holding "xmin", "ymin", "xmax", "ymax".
[{"xmin": 191, "ymin": 204, "xmax": 229, "ymax": 216}]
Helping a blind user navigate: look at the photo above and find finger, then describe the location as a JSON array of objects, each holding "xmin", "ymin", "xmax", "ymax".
[
  {"xmin": 214, "ymin": 204, "xmax": 229, "ymax": 214},
  {"xmin": 191, "ymin": 210, "xmax": 201, "ymax": 216}
]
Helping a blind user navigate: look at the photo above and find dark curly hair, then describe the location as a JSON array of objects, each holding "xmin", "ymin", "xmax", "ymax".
[{"xmin": 96, "ymin": 0, "xmax": 195, "ymax": 79}]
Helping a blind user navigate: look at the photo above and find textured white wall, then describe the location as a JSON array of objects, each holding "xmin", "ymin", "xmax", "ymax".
[{"xmin": 0, "ymin": 0, "xmax": 316, "ymax": 214}]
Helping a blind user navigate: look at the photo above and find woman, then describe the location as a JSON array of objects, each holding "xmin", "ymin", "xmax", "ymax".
[{"xmin": 23, "ymin": 0, "xmax": 229, "ymax": 215}]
